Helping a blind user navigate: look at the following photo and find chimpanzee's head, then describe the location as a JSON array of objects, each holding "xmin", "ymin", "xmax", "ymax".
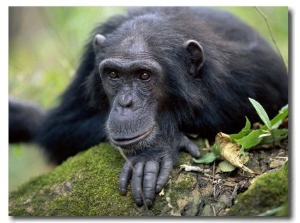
[{"xmin": 91, "ymin": 15, "xmax": 204, "ymax": 150}]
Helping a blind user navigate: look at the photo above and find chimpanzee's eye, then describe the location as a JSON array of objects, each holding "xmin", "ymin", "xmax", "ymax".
[
  {"xmin": 108, "ymin": 70, "xmax": 119, "ymax": 79},
  {"xmin": 139, "ymin": 71, "xmax": 151, "ymax": 81}
]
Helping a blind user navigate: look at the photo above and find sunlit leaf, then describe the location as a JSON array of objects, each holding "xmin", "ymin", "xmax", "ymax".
[
  {"xmin": 249, "ymin": 98, "xmax": 272, "ymax": 129},
  {"xmin": 258, "ymin": 132, "xmax": 272, "ymax": 138},
  {"xmin": 235, "ymin": 129, "xmax": 264, "ymax": 149},
  {"xmin": 270, "ymin": 104, "xmax": 288, "ymax": 129},
  {"xmin": 230, "ymin": 117, "xmax": 252, "ymax": 141}
]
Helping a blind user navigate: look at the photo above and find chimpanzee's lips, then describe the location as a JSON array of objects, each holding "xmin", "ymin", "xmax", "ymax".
[{"xmin": 111, "ymin": 126, "xmax": 154, "ymax": 147}]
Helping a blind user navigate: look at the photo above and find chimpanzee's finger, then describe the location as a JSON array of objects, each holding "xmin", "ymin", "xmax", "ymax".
[
  {"xmin": 155, "ymin": 155, "xmax": 173, "ymax": 193},
  {"xmin": 143, "ymin": 161, "xmax": 159, "ymax": 207},
  {"xmin": 132, "ymin": 162, "xmax": 145, "ymax": 207},
  {"xmin": 180, "ymin": 136, "xmax": 201, "ymax": 158},
  {"xmin": 119, "ymin": 161, "xmax": 133, "ymax": 195}
]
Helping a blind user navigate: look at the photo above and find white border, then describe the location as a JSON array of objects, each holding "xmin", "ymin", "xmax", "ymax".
[{"xmin": 2, "ymin": 0, "xmax": 298, "ymax": 223}]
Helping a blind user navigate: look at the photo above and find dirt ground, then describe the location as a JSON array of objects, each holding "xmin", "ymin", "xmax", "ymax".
[{"xmin": 172, "ymin": 136, "xmax": 289, "ymax": 216}]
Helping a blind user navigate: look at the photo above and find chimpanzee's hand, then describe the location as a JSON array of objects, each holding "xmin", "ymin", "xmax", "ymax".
[{"xmin": 118, "ymin": 134, "xmax": 200, "ymax": 207}]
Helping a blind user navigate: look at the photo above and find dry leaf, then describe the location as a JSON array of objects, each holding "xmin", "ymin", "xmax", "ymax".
[{"xmin": 215, "ymin": 132, "xmax": 256, "ymax": 174}]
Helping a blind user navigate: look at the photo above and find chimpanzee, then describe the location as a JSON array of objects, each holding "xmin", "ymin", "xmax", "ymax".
[{"xmin": 9, "ymin": 7, "xmax": 288, "ymax": 208}]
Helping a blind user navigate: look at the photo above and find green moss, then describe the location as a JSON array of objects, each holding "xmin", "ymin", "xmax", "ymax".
[
  {"xmin": 172, "ymin": 174, "xmax": 197, "ymax": 191},
  {"xmin": 9, "ymin": 142, "xmax": 201, "ymax": 216},
  {"xmin": 227, "ymin": 162, "xmax": 289, "ymax": 216},
  {"xmin": 9, "ymin": 143, "xmax": 145, "ymax": 216}
]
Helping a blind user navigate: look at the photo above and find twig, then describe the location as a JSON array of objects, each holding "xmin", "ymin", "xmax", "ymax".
[
  {"xmin": 117, "ymin": 147, "xmax": 134, "ymax": 169},
  {"xmin": 212, "ymin": 161, "xmax": 216, "ymax": 182},
  {"xmin": 210, "ymin": 204, "xmax": 217, "ymax": 216},
  {"xmin": 254, "ymin": 7, "xmax": 287, "ymax": 70},
  {"xmin": 231, "ymin": 183, "xmax": 239, "ymax": 199}
]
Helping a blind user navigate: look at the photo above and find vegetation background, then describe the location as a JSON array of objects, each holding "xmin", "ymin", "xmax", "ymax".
[{"xmin": 9, "ymin": 7, "xmax": 288, "ymax": 192}]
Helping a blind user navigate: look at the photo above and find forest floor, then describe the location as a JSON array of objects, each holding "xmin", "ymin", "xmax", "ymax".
[{"xmin": 171, "ymin": 136, "xmax": 289, "ymax": 216}]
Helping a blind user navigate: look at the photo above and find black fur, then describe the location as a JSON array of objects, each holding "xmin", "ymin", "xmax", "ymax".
[
  {"xmin": 9, "ymin": 7, "xmax": 288, "ymax": 207},
  {"xmin": 9, "ymin": 98, "xmax": 46, "ymax": 143}
]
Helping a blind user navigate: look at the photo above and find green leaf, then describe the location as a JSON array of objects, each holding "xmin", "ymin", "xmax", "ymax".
[
  {"xmin": 270, "ymin": 104, "xmax": 288, "ymax": 129},
  {"xmin": 193, "ymin": 152, "xmax": 218, "ymax": 164},
  {"xmin": 258, "ymin": 206, "xmax": 284, "ymax": 216},
  {"xmin": 258, "ymin": 132, "xmax": 272, "ymax": 138},
  {"xmin": 230, "ymin": 117, "xmax": 252, "ymax": 141},
  {"xmin": 249, "ymin": 98, "xmax": 272, "ymax": 129},
  {"xmin": 242, "ymin": 116, "xmax": 251, "ymax": 130},
  {"xmin": 219, "ymin": 160, "xmax": 236, "ymax": 172},
  {"xmin": 211, "ymin": 141, "xmax": 221, "ymax": 156},
  {"xmin": 260, "ymin": 129, "xmax": 288, "ymax": 145},
  {"xmin": 235, "ymin": 129, "xmax": 264, "ymax": 149}
]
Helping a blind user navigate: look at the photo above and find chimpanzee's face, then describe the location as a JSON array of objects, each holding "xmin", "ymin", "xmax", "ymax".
[{"xmin": 97, "ymin": 37, "xmax": 164, "ymax": 149}]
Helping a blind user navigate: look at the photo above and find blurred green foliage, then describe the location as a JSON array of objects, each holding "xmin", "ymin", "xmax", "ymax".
[
  {"xmin": 9, "ymin": 7, "xmax": 126, "ymax": 108},
  {"xmin": 9, "ymin": 7, "xmax": 288, "ymax": 192}
]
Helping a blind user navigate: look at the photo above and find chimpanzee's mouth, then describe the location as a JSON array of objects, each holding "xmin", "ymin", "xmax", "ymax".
[{"xmin": 111, "ymin": 126, "xmax": 154, "ymax": 147}]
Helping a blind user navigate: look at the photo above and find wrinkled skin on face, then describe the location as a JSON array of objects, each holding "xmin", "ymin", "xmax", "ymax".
[{"xmin": 100, "ymin": 57, "xmax": 160, "ymax": 149}]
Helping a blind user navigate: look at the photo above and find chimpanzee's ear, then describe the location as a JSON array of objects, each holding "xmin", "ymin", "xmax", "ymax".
[
  {"xmin": 183, "ymin": 40, "xmax": 205, "ymax": 77},
  {"xmin": 93, "ymin": 34, "xmax": 106, "ymax": 54}
]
